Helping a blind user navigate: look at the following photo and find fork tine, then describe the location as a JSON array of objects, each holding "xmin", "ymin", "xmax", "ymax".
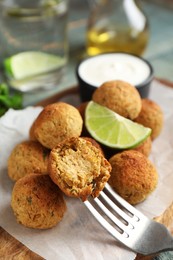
[
  {"xmin": 105, "ymin": 183, "xmax": 145, "ymax": 219},
  {"xmin": 85, "ymin": 188, "xmax": 147, "ymax": 246},
  {"xmin": 84, "ymin": 198, "xmax": 151, "ymax": 253},
  {"xmin": 94, "ymin": 196, "xmax": 130, "ymax": 233},
  {"xmin": 85, "ymin": 184, "xmax": 173, "ymax": 255},
  {"xmin": 84, "ymin": 199, "xmax": 130, "ymax": 243},
  {"xmin": 99, "ymin": 190, "xmax": 136, "ymax": 225}
]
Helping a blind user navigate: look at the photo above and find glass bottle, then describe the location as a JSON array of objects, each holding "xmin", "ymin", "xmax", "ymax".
[{"xmin": 86, "ymin": 0, "xmax": 149, "ymax": 56}]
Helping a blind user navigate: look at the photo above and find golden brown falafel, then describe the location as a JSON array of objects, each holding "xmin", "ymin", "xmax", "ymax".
[
  {"xmin": 48, "ymin": 137, "xmax": 111, "ymax": 201},
  {"xmin": 29, "ymin": 119, "xmax": 37, "ymax": 141},
  {"xmin": 77, "ymin": 102, "xmax": 89, "ymax": 136},
  {"xmin": 92, "ymin": 80, "xmax": 142, "ymax": 120},
  {"xmin": 108, "ymin": 150, "xmax": 158, "ymax": 205},
  {"xmin": 130, "ymin": 136, "xmax": 152, "ymax": 157},
  {"xmin": 11, "ymin": 174, "xmax": 66, "ymax": 229},
  {"xmin": 33, "ymin": 102, "xmax": 83, "ymax": 149},
  {"xmin": 134, "ymin": 99, "xmax": 164, "ymax": 140},
  {"xmin": 77, "ymin": 101, "xmax": 88, "ymax": 120},
  {"xmin": 8, "ymin": 140, "xmax": 50, "ymax": 181},
  {"xmin": 81, "ymin": 136, "xmax": 105, "ymax": 156}
]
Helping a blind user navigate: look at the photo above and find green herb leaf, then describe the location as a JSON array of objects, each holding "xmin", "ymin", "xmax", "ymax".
[{"xmin": 0, "ymin": 82, "xmax": 23, "ymax": 117}]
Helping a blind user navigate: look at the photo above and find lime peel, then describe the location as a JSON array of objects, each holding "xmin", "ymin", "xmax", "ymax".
[{"xmin": 85, "ymin": 101, "xmax": 151, "ymax": 149}]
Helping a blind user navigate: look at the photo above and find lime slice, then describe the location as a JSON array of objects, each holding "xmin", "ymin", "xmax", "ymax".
[
  {"xmin": 85, "ymin": 101, "xmax": 151, "ymax": 149},
  {"xmin": 4, "ymin": 51, "xmax": 66, "ymax": 80}
]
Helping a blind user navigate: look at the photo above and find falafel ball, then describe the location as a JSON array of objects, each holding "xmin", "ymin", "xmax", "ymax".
[
  {"xmin": 48, "ymin": 137, "xmax": 111, "ymax": 201},
  {"xmin": 29, "ymin": 119, "xmax": 37, "ymax": 141},
  {"xmin": 77, "ymin": 102, "xmax": 88, "ymax": 120},
  {"xmin": 81, "ymin": 136, "xmax": 105, "ymax": 156},
  {"xmin": 131, "ymin": 136, "xmax": 152, "ymax": 157},
  {"xmin": 108, "ymin": 150, "xmax": 158, "ymax": 205},
  {"xmin": 134, "ymin": 99, "xmax": 164, "ymax": 140},
  {"xmin": 11, "ymin": 174, "xmax": 66, "ymax": 229},
  {"xmin": 92, "ymin": 80, "xmax": 142, "ymax": 120},
  {"xmin": 77, "ymin": 102, "xmax": 89, "ymax": 136},
  {"xmin": 8, "ymin": 140, "xmax": 50, "ymax": 181},
  {"xmin": 33, "ymin": 102, "xmax": 83, "ymax": 149}
]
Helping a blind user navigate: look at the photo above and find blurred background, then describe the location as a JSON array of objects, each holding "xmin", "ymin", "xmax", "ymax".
[
  {"xmin": 1, "ymin": 0, "xmax": 172, "ymax": 106},
  {"xmin": 68, "ymin": 0, "xmax": 173, "ymax": 82}
]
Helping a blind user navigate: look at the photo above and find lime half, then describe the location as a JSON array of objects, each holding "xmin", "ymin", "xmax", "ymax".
[
  {"xmin": 4, "ymin": 51, "xmax": 66, "ymax": 80},
  {"xmin": 85, "ymin": 101, "xmax": 151, "ymax": 149}
]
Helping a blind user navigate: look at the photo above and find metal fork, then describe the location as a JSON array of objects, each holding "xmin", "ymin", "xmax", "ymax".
[{"xmin": 84, "ymin": 183, "xmax": 173, "ymax": 255}]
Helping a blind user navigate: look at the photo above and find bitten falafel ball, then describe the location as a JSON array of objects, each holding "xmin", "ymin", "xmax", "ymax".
[
  {"xmin": 33, "ymin": 102, "xmax": 83, "ymax": 149},
  {"xmin": 11, "ymin": 174, "xmax": 66, "ymax": 229},
  {"xmin": 92, "ymin": 80, "xmax": 142, "ymax": 120},
  {"xmin": 108, "ymin": 150, "xmax": 158, "ymax": 205},
  {"xmin": 8, "ymin": 140, "xmax": 50, "ymax": 181},
  {"xmin": 134, "ymin": 99, "xmax": 164, "ymax": 140},
  {"xmin": 48, "ymin": 137, "xmax": 111, "ymax": 201},
  {"xmin": 81, "ymin": 136, "xmax": 105, "ymax": 156}
]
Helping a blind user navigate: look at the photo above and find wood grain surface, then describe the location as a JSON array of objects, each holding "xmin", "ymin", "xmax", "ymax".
[
  {"xmin": 1, "ymin": 79, "xmax": 172, "ymax": 260},
  {"xmin": 0, "ymin": 227, "xmax": 43, "ymax": 260}
]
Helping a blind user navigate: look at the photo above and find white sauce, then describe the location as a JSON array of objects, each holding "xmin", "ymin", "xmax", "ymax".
[{"xmin": 78, "ymin": 53, "xmax": 151, "ymax": 87}]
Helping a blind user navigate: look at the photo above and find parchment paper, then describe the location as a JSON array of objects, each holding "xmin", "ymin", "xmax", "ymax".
[{"xmin": 0, "ymin": 80, "xmax": 173, "ymax": 260}]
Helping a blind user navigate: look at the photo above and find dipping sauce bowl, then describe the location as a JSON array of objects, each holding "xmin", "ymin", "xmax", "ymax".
[{"xmin": 76, "ymin": 52, "xmax": 154, "ymax": 102}]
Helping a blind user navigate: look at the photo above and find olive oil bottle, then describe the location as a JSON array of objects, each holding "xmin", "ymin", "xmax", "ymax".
[{"xmin": 86, "ymin": 0, "xmax": 149, "ymax": 56}]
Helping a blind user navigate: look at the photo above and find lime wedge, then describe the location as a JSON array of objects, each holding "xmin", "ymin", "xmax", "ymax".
[
  {"xmin": 4, "ymin": 51, "xmax": 66, "ymax": 80},
  {"xmin": 85, "ymin": 101, "xmax": 151, "ymax": 149}
]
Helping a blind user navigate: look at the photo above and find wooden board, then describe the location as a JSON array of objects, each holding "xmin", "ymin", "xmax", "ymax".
[
  {"xmin": 0, "ymin": 227, "xmax": 43, "ymax": 260},
  {"xmin": 1, "ymin": 79, "xmax": 173, "ymax": 260}
]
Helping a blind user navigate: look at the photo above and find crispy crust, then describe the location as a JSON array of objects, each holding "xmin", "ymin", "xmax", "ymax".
[
  {"xmin": 77, "ymin": 102, "xmax": 89, "ymax": 136},
  {"xmin": 77, "ymin": 102, "xmax": 88, "ymax": 120},
  {"xmin": 92, "ymin": 80, "xmax": 142, "ymax": 120},
  {"xmin": 11, "ymin": 174, "xmax": 66, "ymax": 229},
  {"xmin": 29, "ymin": 118, "xmax": 37, "ymax": 141},
  {"xmin": 81, "ymin": 136, "xmax": 105, "ymax": 156},
  {"xmin": 131, "ymin": 136, "xmax": 152, "ymax": 157},
  {"xmin": 109, "ymin": 150, "xmax": 158, "ymax": 205},
  {"xmin": 48, "ymin": 137, "xmax": 111, "ymax": 201},
  {"xmin": 134, "ymin": 99, "xmax": 164, "ymax": 140},
  {"xmin": 33, "ymin": 102, "xmax": 83, "ymax": 149},
  {"xmin": 8, "ymin": 140, "xmax": 50, "ymax": 181}
]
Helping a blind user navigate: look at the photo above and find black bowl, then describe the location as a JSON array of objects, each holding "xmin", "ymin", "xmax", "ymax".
[{"xmin": 76, "ymin": 52, "xmax": 154, "ymax": 102}]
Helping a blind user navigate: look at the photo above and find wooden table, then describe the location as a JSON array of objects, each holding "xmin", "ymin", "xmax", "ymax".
[{"xmin": 0, "ymin": 227, "xmax": 43, "ymax": 260}]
